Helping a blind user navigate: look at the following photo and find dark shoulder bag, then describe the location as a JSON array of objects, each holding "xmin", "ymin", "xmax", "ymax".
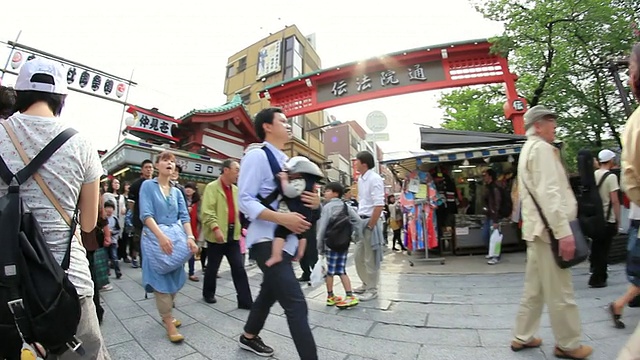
[{"xmin": 522, "ymin": 180, "xmax": 590, "ymax": 269}]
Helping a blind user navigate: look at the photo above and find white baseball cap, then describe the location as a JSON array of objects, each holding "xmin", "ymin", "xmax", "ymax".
[
  {"xmin": 15, "ymin": 57, "xmax": 68, "ymax": 95},
  {"xmin": 598, "ymin": 149, "xmax": 616, "ymax": 163}
]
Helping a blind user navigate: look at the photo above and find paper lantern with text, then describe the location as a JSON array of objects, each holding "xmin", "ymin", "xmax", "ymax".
[
  {"xmin": 91, "ymin": 75, "xmax": 101, "ymax": 92},
  {"xmin": 104, "ymin": 79, "xmax": 113, "ymax": 95},
  {"xmin": 67, "ymin": 67, "xmax": 76, "ymax": 84},
  {"xmin": 116, "ymin": 83, "xmax": 126, "ymax": 98},
  {"xmin": 79, "ymin": 71, "xmax": 90, "ymax": 88},
  {"xmin": 10, "ymin": 52, "xmax": 23, "ymax": 69}
]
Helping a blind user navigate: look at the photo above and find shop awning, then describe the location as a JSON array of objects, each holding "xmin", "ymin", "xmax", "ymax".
[
  {"xmin": 381, "ymin": 144, "xmax": 522, "ymax": 179},
  {"xmin": 420, "ymin": 128, "xmax": 526, "ymax": 150}
]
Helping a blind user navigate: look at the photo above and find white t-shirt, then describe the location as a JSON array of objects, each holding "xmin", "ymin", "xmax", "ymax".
[
  {"xmin": 595, "ymin": 169, "xmax": 620, "ymax": 223},
  {"xmin": 0, "ymin": 114, "xmax": 103, "ymax": 297},
  {"xmin": 357, "ymin": 170, "xmax": 385, "ymax": 217}
]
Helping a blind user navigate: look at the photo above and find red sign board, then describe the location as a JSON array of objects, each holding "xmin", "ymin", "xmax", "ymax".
[
  {"xmin": 351, "ymin": 158, "xmax": 361, "ymax": 182},
  {"xmin": 259, "ymin": 39, "xmax": 527, "ymax": 135}
]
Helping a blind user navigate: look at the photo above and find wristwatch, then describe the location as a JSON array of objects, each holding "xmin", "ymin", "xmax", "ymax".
[{"xmin": 187, "ymin": 235, "xmax": 196, "ymax": 241}]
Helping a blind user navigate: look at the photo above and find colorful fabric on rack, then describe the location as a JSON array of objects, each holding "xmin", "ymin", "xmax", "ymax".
[
  {"xmin": 416, "ymin": 208, "xmax": 424, "ymax": 250},
  {"xmin": 427, "ymin": 207, "xmax": 438, "ymax": 249}
]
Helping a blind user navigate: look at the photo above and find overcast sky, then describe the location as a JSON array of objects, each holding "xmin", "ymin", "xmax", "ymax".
[{"xmin": 0, "ymin": 0, "xmax": 503, "ymax": 153}]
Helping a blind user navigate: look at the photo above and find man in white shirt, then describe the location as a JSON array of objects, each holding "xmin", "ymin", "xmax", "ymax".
[
  {"xmin": 590, "ymin": 149, "xmax": 620, "ymax": 288},
  {"xmin": 352, "ymin": 151, "xmax": 385, "ymax": 301}
]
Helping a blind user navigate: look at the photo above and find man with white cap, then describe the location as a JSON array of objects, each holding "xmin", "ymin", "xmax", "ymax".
[
  {"xmin": 590, "ymin": 149, "xmax": 620, "ymax": 288},
  {"xmin": 0, "ymin": 57, "xmax": 108, "ymax": 358},
  {"xmin": 511, "ymin": 105, "xmax": 592, "ymax": 359}
]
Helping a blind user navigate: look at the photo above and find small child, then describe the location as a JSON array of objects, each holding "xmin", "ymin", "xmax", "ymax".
[
  {"xmin": 316, "ymin": 182, "xmax": 361, "ymax": 308},
  {"xmin": 104, "ymin": 201, "xmax": 122, "ymax": 279},
  {"xmin": 265, "ymin": 156, "xmax": 324, "ymax": 267}
]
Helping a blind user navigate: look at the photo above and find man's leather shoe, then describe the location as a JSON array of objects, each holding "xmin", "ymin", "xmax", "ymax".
[
  {"xmin": 204, "ymin": 296, "xmax": 217, "ymax": 304},
  {"xmin": 554, "ymin": 345, "xmax": 593, "ymax": 359},
  {"xmin": 510, "ymin": 337, "xmax": 542, "ymax": 352}
]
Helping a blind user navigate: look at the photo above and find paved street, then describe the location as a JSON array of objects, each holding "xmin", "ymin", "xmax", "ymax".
[{"xmin": 100, "ymin": 251, "xmax": 639, "ymax": 360}]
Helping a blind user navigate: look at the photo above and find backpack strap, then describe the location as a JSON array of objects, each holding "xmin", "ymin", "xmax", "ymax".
[
  {"xmin": 596, "ymin": 171, "xmax": 614, "ymax": 221},
  {"xmin": 256, "ymin": 146, "xmax": 283, "ymax": 209},
  {"xmin": 2, "ymin": 122, "xmax": 80, "ymax": 270}
]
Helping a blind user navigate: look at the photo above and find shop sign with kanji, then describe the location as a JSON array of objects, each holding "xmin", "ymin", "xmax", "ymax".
[
  {"xmin": 316, "ymin": 61, "xmax": 446, "ymax": 104},
  {"xmin": 125, "ymin": 106, "xmax": 181, "ymax": 142}
]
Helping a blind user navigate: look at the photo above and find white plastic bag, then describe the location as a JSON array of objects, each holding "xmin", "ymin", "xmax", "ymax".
[
  {"xmin": 488, "ymin": 228, "xmax": 503, "ymax": 258},
  {"xmin": 310, "ymin": 257, "xmax": 326, "ymax": 287}
]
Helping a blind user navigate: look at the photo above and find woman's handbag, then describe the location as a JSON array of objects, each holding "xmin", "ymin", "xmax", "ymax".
[
  {"xmin": 142, "ymin": 223, "xmax": 192, "ymax": 275},
  {"xmin": 522, "ymin": 181, "xmax": 590, "ymax": 269}
]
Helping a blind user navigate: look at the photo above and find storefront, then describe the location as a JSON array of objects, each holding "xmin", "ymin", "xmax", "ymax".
[
  {"xmin": 101, "ymin": 138, "xmax": 223, "ymax": 192},
  {"xmin": 382, "ymin": 128, "xmax": 528, "ymax": 256}
]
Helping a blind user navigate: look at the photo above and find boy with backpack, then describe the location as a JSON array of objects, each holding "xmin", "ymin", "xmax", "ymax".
[
  {"xmin": 316, "ymin": 182, "xmax": 361, "ymax": 309},
  {"xmin": 104, "ymin": 200, "xmax": 123, "ymax": 279}
]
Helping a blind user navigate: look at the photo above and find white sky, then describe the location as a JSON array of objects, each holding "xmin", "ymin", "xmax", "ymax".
[{"xmin": 0, "ymin": 0, "xmax": 503, "ymax": 153}]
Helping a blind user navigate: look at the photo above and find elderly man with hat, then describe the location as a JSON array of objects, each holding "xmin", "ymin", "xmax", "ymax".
[{"xmin": 510, "ymin": 105, "xmax": 593, "ymax": 359}]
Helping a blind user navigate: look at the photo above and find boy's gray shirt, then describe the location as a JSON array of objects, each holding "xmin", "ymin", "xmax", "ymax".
[{"xmin": 316, "ymin": 198, "xmax": 361, "ymax": 254}]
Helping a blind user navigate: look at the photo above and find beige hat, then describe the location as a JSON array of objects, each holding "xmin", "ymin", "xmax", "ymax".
[{"xmin": 524, "ymin": 105, "xmax": 557, "ymax": 130}]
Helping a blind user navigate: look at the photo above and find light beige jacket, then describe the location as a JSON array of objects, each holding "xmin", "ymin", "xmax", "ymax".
[
  {"xmin": 622, "ymin": 107, "xmax": 640, "ymax": 206},
  {"xmin": 517, "ymin": 135, "xmax": 577, "ymax": 242}
]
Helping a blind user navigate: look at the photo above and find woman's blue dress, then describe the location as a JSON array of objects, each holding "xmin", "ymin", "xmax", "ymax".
[{"xmin": 139, "ymin": 178, "xmax": 191, "ymax": 294}]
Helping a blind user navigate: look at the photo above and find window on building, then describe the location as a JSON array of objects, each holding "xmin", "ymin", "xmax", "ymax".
[
  {"xmin": 288, "ymin": 115, "xmax": 304, "ymax": 139},
  {"xmin": 237, "ymin": 57, "xmax": 247, "ymax": 73},
  {"xmin": 226, "ymin": 64, "xmax": 236, "ymax": 78},
  {"xmin": 283, "ymin": 36, "xmax": 304, "ymax": 81},
  {"xmin": 350, "ymin": 135, "xmax": 359, "ymax": 152},
  {"xmin": 240, "ymin": 91, "xmax": 251, "ymax": 105}
]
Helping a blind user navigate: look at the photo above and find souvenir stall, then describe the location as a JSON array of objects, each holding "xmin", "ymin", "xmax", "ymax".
[
  {"xmin": 398, "ymin": 173, "xmax": 445, "ymax": 265},
  {"xmin": 383, "ymin": 128, "xmax": 528, "ymax": 256}
]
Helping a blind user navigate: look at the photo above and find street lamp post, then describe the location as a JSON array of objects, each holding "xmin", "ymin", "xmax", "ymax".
[{"xmin": 306, "ymin": 120, "xmax": 342, "ymax": 133}]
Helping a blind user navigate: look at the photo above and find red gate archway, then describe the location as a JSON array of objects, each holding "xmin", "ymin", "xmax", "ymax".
[{"xmin": 259, "ymin": 39, "xmax": 527, "ymax": 135}]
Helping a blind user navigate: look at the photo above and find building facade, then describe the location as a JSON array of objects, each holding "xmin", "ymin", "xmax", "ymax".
[
  {"xmin": 324, "ymin": 120, "xmax": 397, "ymax": 193},
  {"xmin": 223, "ymin": 25, "xmax": 327, "ymax": 165}
]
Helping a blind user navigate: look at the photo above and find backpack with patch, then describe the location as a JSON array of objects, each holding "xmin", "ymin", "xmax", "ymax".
[
  {"xmin": 324, "ymin": 203, "xmax": 353, "ymax": 252},
  {"xmin": 576, "ymin": 149, "xmax": 607, "ymax": 239},
  {"xmin": 0, "ymin": 128, "xmax": 84, "ymax": 359}
]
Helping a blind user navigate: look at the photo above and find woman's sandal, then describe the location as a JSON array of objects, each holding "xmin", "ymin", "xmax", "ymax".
[{"xmin": 608, "ymin": 302, "xmax": 626, "ymax": 329}]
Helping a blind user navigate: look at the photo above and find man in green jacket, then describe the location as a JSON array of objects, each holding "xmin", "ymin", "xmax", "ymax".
[{"xmin": 201, "ymin": 159, "xmax": 252, "ymax": 308}]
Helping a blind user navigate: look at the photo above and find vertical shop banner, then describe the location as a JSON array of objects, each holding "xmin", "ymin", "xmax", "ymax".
[{"xmin": 351, "ymin": 158, "xmax": 361, "ymax": 182}]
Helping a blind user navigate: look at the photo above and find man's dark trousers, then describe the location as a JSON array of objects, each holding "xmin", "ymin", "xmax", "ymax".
[
  {"xmin": 244, "ymin": 242, "xmax": 317, "ymax": 360},
  {"xmin": 589, "ymin": 222, "xmax": 618, "ymax": 286},
  {"xmin": 298, "ymin": 222, "xmax": 318, "ymax": 280},
  {"xmin": 202, "ymin": 226, "xmax": 253, "ymax": 307}
]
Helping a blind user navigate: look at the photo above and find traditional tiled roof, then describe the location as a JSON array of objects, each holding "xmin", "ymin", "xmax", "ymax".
[{"xmin": 178, "ymin": 94, "xmax": 248, "ymax": 120}]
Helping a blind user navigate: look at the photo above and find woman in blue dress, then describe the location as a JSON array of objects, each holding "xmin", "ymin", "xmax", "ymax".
[{"xmin": 139, "ymin": 151, "xmax": 198, "ymax": 343}]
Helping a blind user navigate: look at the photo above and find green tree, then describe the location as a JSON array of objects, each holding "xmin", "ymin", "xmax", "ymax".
[{"xmin": 439, "ymin": 0, "xmax": 640, "ymax": 170}]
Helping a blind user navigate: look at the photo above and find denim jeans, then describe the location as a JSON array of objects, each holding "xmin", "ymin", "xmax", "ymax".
[{"xmin": 109, "ymin": 243, "xmax": 121, "ymax": 275}]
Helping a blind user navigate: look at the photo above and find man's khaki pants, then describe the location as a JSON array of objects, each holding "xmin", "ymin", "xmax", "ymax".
[
  {"xmin": 355, "ymin": 228, "xmax": 379, "ymax": 291},
  {"xmin": 617, "ymin": 322, "xmax": 640, "ymax": 360},
  {"xmin": 513, "ymin": 235, "xmax": 583, "ymax": 351}
]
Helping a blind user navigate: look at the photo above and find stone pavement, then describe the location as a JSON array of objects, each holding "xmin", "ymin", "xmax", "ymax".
[{"xmin": 100, "ymin": 252, "xmax": 639, "ymax": 360}]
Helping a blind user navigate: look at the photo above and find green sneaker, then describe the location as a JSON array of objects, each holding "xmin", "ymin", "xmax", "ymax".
[
  {"xmin": 326, "ymin": 295, "xmax": 343, "ymax": 306},
  {"xmin": 336, "ymin": 296, "xmax": 359, "ymax": 309}
]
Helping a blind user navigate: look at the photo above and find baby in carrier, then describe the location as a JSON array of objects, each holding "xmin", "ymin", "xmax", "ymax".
[{"xmin": 265, "ymin": 156, "xmax": 324, "ymax": 267}]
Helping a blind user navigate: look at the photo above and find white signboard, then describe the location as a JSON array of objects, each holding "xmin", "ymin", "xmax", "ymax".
[
  {"xmin": 256, "ymin": 40, "xmax": 282, "ymax": 80},
  {"xmin": 365, "ymin": 133, "xmax": 390, "ymax": 142},
  {"xmin": 131, "ymin": 114, "xmax": 176, "ymax": 138}
]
